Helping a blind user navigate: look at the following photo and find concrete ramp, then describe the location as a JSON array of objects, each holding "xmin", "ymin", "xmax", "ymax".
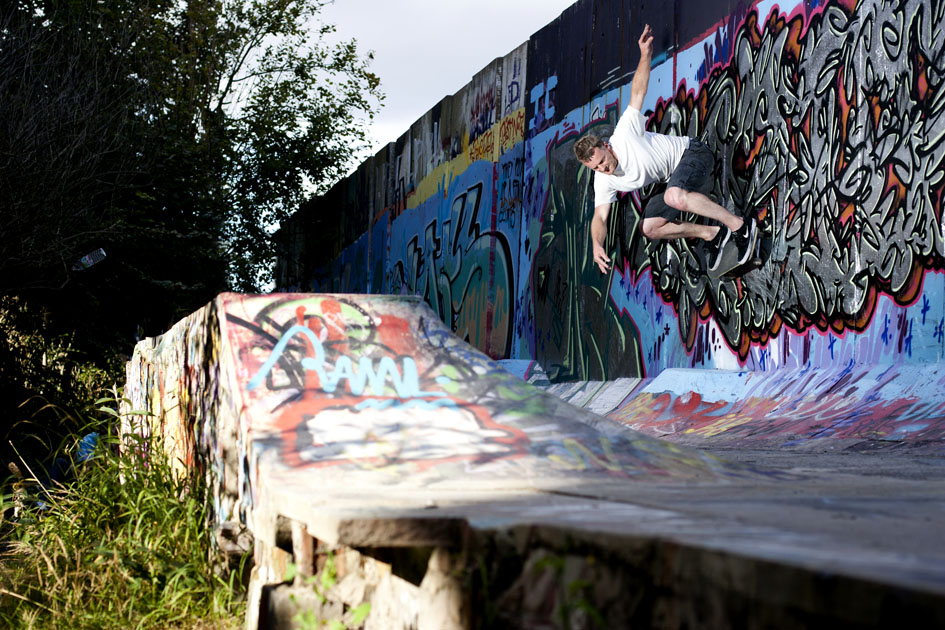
[
  {"xmin": 124, "ymin": 293, "xmax": 945, "ymax": 629},
  {"xmin": 543, "ymin": 365, "xmax": 945, "ymax": 452},
  {"xmin": 616, "ymin": 366, "xmax": 945, "ymax": 450},
  {"xmin": 229, "ymin": 294, "xmax": 761, "ymax": 485}
]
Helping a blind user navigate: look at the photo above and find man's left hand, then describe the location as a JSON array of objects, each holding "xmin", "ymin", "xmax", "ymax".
[{"xmin": 639, "ymin": 24, "xmax": 653, "ymax": 58}]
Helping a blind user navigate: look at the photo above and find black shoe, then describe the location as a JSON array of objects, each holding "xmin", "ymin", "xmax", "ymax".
[
  {"xmin": 694, "ymin": 228, "xmax": 724, "ymax": 272},
  {"xmin": 707, "ymin": 226, "xmax": 727, "ymax": 250},
  {"xmin": 707, "ymin": 227, "xmax": 733, "ymax": 273},
  {"xmin": 730, "ymin": 218, "xmax": 757, "ymax": 265}
]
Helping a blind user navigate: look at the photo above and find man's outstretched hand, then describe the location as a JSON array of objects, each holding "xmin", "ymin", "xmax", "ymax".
[
  {"xmin": 639, "ymin": 24, "xmax": 653, "ymax": 58},
  {"xmin": 593, "ymin": 241, "xmax": 612, "ymax": 274}
]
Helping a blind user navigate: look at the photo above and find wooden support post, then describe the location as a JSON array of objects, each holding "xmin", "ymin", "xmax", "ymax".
[{"xmin": 291, "ymin": 519, "xmax": 314, "ymax": 584}]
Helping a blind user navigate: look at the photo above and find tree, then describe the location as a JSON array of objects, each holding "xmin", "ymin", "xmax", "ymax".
[
  {"xmin": 211, "ymin": 1, "xmax": 384, "ymax": 290},
  {"xmin": 120, "ymin": 0, "xmax": 383, "ymax": 291},
  {"xmin": 0, "ymin": 0, "xmax": 382, "ymax": 449},
  {"xmin": 0, "ymin": 3, "xmax": 142, "ymax": 292},
  {"xmin": 1, "ymin": 0, "xmax": 381, "ymax": 330}
]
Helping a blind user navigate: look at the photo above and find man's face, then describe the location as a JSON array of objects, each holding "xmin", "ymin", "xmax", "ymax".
[{"xmin": 581, "ymin": 144, "xmax": 618, "ymax": 175}]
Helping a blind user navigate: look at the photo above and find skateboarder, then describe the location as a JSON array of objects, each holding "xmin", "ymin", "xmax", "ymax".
[{"xmin": 574, "ymin": 24, "xmax": 756, "ymax": 275}]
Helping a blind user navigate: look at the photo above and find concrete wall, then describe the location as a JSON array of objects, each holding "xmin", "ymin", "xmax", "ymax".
[{"xmin": 277, "ymin": 0, "xmax": 945, "ymax": 381}]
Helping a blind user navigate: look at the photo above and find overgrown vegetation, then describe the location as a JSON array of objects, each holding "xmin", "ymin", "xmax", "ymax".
[
  {"xmin": 0, "ymin": 394, "xmax": 246, "ymax": 629},
  {"xmin": 287, "ymin": 554, "xmax": 372, "ymax": 629},
  {"xmin": 0, "ymin": 296, "xmax": 122, "ymax": 472}
]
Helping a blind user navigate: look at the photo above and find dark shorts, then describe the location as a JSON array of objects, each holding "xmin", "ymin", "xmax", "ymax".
[{"xmin": 643, "ymin": 138, "xmax": 714, "ymax": 222}]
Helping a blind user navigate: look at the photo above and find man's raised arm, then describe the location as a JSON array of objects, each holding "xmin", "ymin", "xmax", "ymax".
[{"xmin": 629, "ymin": 24, "xmax": 654, "ymax": 112}]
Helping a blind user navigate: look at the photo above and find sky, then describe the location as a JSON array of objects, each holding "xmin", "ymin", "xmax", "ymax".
[{"xmin": 319, "ymin": 0, "xmax": 577, "ymax": 159}]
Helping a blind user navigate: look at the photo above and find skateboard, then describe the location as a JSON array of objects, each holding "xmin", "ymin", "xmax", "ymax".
[{"xmin": 706, "ymin": 223, "xmax": 770, "ymax": 280}]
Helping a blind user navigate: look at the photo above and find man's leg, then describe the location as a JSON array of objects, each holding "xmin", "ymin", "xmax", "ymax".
[
  {"xmin": 641, "ymin": 216, "xmax": 720, "ymax": 241},
  {"xmin": 672, "ymin": 186, "xmax": 759, "ymax": 270},
  {"xmin": 662, "ymin": 138, "xmax": 751, "ymax": 233},
  {"xmin": 663, "ymin": 187, "xmax": 744, "ymax": 232},
  {"xmin": 641, "ymin": 187, "xmax": 721, "ymax": 241},
  {"xmin": 664, "ymin": 140, "xmax": 757, "ymax": 264}
]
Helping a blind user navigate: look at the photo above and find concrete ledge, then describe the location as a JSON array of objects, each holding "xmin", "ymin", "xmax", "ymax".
[{"xmin": 253, "ymin": 518, "xmax": 945, "ymax": 629}]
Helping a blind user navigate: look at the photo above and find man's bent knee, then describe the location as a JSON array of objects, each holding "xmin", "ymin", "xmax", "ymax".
[
  {"xmin": 641, "ymin": 217, "xmax": 667, "ymax": 240},
  {"xmin": 664, "ymin": 186, "xmax": 688, "ymax": 209}
]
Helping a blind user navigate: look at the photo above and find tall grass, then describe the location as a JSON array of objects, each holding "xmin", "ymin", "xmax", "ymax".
[{"xmin": 0, "ymin": 394, "xmax": 246, "ymax": 630}]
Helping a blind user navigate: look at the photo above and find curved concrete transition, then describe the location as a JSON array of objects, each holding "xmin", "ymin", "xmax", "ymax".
[
  {"xmin": 124, "ymin": 293, "xmax": 945, "ymax": 629},
  {"xmin": 547, "ymin": 365, "xmax": 945, "ymax": 451}
]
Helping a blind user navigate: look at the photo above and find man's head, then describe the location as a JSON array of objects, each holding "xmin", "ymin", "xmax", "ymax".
[{"xmin": 574, "ymin": 134, "xmax": 618, "ymax": 175}]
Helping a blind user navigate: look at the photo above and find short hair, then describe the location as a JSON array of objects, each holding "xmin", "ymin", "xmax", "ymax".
[{"xmin": 573, "ymin": 134, "xmax": 605, "ymax": 162}]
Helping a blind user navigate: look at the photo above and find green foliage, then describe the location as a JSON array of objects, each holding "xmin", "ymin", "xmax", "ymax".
[
  {"xmin": 289, "ymin": 552, "xmax": 371, "ymax": 629},
  {"xmin": 0, "ymin": 395, "xmax": 246, "ymax": 630},
  {"xmin": 0, "ymin": 297, "xmax": 123, "ymax": 467},
  {"xmin": 309, "ymin": 551, "xmax": 339, "ymax": 603},
  {"xmin": 348, "ymin": 602, "xmax": 372, "ymax": 626},
  {"xmin": 220, "ymin": 2, "xmax": 383, "ymax": 290},
  {"xmin": 1, "ymin": 0, "xmax": 382, "ymax": 353},
  {"xmin": 534, "ymin": 553, "xmax": 607, "ymax": 630}
]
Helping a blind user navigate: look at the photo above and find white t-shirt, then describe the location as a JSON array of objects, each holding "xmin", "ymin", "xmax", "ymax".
[{"xmin": 593, "ymin": 105, "xmax": 690, "ymax": 207}]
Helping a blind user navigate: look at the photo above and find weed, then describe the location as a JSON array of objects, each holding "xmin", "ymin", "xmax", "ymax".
[
  {"xmin": 535, "ymin": 553, "xmax": 607, "ymax": 630},
  {"xmin": 287, "ymin": 552, "xmax": 371, "ymax": 629},
  {"xmin": 0, "ymin": 392, "xmax": 246, "ymax": 630}
]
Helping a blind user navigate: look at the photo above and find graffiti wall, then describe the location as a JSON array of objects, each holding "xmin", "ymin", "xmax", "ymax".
[{"xmin": 277, "ymin": 0, "xmax": 945, "ymax": 381}]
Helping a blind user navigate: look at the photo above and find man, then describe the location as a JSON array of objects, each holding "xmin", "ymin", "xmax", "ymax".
[{"xmin": 574, "ymin": 24, "xmax": 756, "ymax": 274}]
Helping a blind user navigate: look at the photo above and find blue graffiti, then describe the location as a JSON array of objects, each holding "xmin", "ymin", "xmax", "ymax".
[
  {"xmin": 507, "ymin": 56, "xmax": 524, "ymax": 109},
  {"xmin": 529, "ymin": 75, "xmax": 558, "ymax": 133},
  {"xmin": 758, "ymin": 346, "xmax": 770, "ymax": 370},
  {"xmin": 247, "ymin": 325, "xmax": 445, "ymax": 399},
  {"xmin": 903, "ymin": 319, "xmax": 914, "ymax": 357}
]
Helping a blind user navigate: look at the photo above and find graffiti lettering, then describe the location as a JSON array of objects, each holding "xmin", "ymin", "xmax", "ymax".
[
  {"xmin": 470, "ymin": 78, "xmax": 497, "ymax": 141},
  {"xmin": 613, "ymin": 0, "xmax": 945, "ymax": 360},
  {"xmin": 498, "ymin": 108, "xmax": 526, "ymax": 153},
  {"xmin": 529, "ymin": 75, "xmax": 558, "ymax": 133},
  {"xmin": 498, "ymin": 155, "xmax": 525, "ymax": 228},
  {"xmin": 468, "ymin": 127, "xmax": 496, "ymax": 162},
  {"xmin": 389, "ymin": 179, "xmax": 515, "ymax": 358},
  {"xmin": 248, "ymin": 324, "xmax": 444, "ymax": 399},
  {"xmin": 505, "ymin": 55, "xmax": 524, "ymax": 111},
  {"xmin": 507, "ymin": 81, "xmax": 521, "ymax": 109}
]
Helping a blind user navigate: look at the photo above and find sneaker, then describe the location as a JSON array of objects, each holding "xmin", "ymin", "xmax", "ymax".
[
  {"xmin": 707, "ymin": 227, "xmax": 733, "ymax": 273},
  {"xmin": 707, "ymin": 225, "xmax": 728, "ymax": 250},
  {"xmin": 730, "ymin": 218, "xmax": 757, "ymax": 266}
]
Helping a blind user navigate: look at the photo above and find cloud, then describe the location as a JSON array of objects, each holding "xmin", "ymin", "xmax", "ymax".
[{"xmin": 320, "ymin": 0, "xmax": 575, "ymax": 150}]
